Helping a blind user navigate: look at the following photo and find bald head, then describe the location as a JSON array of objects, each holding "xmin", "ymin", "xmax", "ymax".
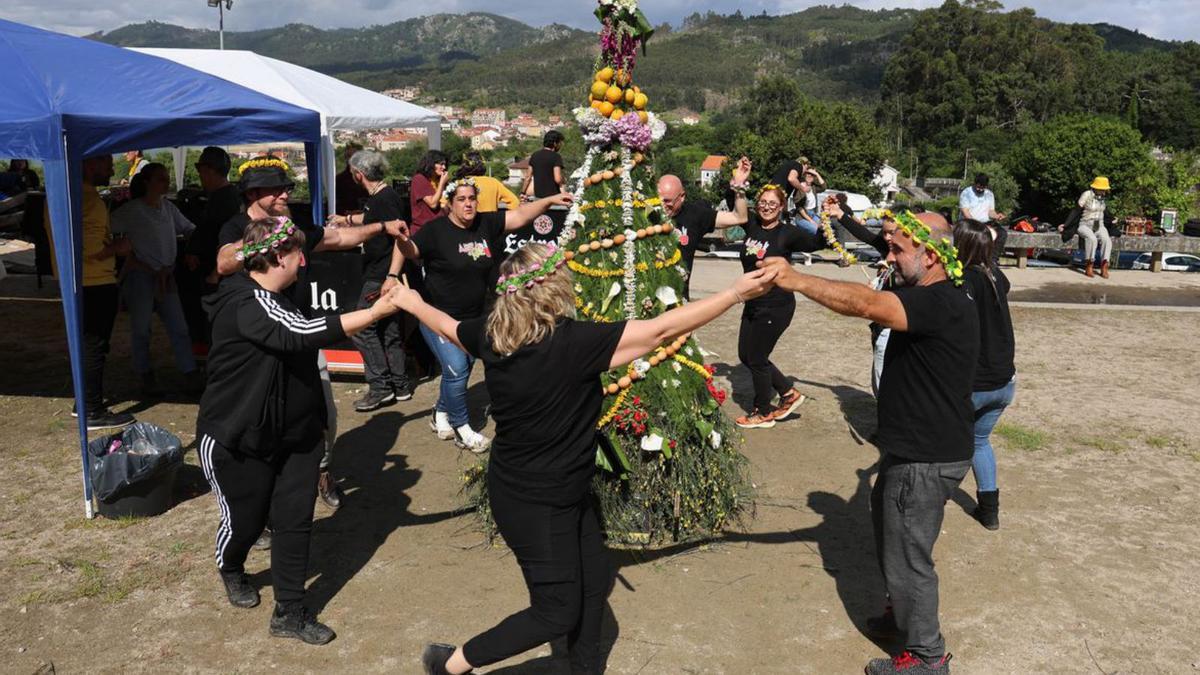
[
  {"xmin": 657, "ymin": 174, "xmax": 685, "ymax": 216},
  {"xmin": 890, "ymin": 211, "xmax": 953, "ymax": 287},
  {"xmin": 916, "ymin": 212, "xmax": 953, "ymax": 241}
]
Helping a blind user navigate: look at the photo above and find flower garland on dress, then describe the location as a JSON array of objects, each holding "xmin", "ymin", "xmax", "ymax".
[
  {"xmin": 238, "ymin": 157, "xmax": 291, "ymax": 176},
  {"xmin": 559, "ymin": 146, "xmax": 600, "ymax": 247},
  {"xmin": 894, "ymin": 210, "xmax": 964, "ymax": 285},
  {"xmin": 619, "ymin": 146, "xmax": 638, "ymax": 318},
  {"xmin": 567, "ymin": 248, "xmax": 681, "ymax": 278}
]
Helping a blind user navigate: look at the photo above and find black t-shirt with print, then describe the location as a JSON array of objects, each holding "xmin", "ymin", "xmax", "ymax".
[
  {"xmin": 218, "ymin": 212, "xmax": 325, "ymax": 315},
  {"xmin": 529, "ymin": 148, "xmax": 564, "ymax": 198},
  {"xmin": 739, "ymin": 215, "xmax": 822, "ymax": 304},
  {"xmin": 457, "ymin": 316, "xmax": 627, "ymax": 505},
  {"xmin": 360, "ymin": 186, "xmax": 405, "ymax": 282},
  {"xmin": 962, "ymin": 266, "xmax": 1016, "ymax": 391},
  {"xmin": 876, "ymin": 281, "xmax": 980, "ymax": 463},
  {"xmin": 673, "ymin": 199, "xmax": 718, "ymax": 276},
  {"xmin": 411, "ymin": 212, "xmax": 506, "ymax": 320}
]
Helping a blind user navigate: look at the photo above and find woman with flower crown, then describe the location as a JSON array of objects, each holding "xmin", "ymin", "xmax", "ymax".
[
  {"xmin": 385, "ymin": 180, "xmax": 572, "ymax": 452},
  {"xmin": 386, "ymin": 242, "xmax": 776, "ymax": 675},
  {"xmin": 197, "ymin": 217, "xmax": 407, "ymax": 646},
  {"xmin": 734, "ymin": 183, "xmax": 824, "ymax": 429}
]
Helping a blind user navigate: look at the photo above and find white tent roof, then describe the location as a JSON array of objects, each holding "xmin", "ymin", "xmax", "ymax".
[{"xmin": 134, "ymin": 48, "xmax": 440, "ymax": 131}]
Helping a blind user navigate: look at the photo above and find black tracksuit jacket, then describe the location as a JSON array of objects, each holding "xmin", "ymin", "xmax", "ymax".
[{"xmin": 196, "ymin": 272, "xmax": 346, "ymax": 457}]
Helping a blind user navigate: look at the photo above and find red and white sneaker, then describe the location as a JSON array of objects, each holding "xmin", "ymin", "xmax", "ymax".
[
  {"xmin": 865, "ymin": 651, "xmax": 952, "ymax": 674},
  {"xmin": 771, "ymin": 388, "xmax": 807, "ymax": 421},
  {"xmin": 735, "ymin": 411, "xmax": 776, "ymax": 429}
]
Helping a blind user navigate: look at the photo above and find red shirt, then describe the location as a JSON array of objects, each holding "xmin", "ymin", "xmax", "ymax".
[{"xmin": 410, "ymin": 173, "xmax": 441, "ymax": 234}]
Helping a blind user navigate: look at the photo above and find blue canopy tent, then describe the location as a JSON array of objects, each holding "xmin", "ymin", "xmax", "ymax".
[{"xmin": 0, "ymin": 19, "xmax": 325, "ymax": 517}]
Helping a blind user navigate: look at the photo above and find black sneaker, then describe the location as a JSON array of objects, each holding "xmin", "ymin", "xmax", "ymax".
[
  {"xmin": 220, "ymin": 571, "xmax": 260, "ymax": 608},
  {"xmin": 253, "ymin": 529, "xmax": 271, "ymax": 551},
  {"xmin": 865, "ymin": 651, "xmax": 952, "ymax": 674},
  {"xmin": 354, "ymin": 389, "xmax": 396, "ymax": 412},
  {"xmin": 393, "ymin": 383, "xmax": 414, "ymax": 401},
  {"xmin": 421, "ymin": 643, "xmax": 457, "ymax": 675},
  {"xmin": 84, "ymin": 409, "xmax": 135, "ymax": 431},
  {"xmin": 269, "ymin": 605, "xmax": 335, "ymax": 645},
  {"xmin": 318, "ymin": 470, "xmax": 343, "ymax": 509}
]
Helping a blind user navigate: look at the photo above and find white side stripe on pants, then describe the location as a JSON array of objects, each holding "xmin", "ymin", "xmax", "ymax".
[{"xmin": 198, "ymin": 434, "xmax": 234, "ymax": 569}]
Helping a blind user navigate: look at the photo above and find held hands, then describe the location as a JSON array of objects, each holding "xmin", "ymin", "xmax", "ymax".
[
  {"xmin": 731, "ymin": 268, "xmax": 778, "ymax": 302},
  {"xmin": 385, "ymin": 284, "xmax": 422, "ymax": 313},
  {"xmin": 380, "ymin": 276, "xmax": 399, "ymax": 295},
  {"xmin": 822, "ymin": 197, "xmax": 844, "ymax": 220},
  {"xmin": 383, "ymin": 219, "xmax": 409, "ymax": 238},
  {"xmin": 546, "ymin": 193, "xmax": 574, "ymax": 208},
  {"xmin": 755, "ymin": 257, "xmax": 802, "ymax": 292}
]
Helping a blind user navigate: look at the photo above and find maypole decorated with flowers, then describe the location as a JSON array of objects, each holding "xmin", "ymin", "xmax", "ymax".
[{"xmin": 465, "ymin": 0, "xmax": 752, "ymax": 545}]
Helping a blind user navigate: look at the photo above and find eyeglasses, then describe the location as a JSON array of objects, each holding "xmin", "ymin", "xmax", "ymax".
[{"xmin": 758, "ymin": 201, "xmax": 782, "ymax": 210}]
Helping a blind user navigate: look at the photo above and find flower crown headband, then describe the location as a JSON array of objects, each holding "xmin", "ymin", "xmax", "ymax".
[
  {"xmin": 236, "ymin": 216, "xmax": 298, "ymax": 262},
  {"xmin": 238, "ymin": 157, "xmax": 291, "ymax": 176},
  {"xmin": 440, "ymin": 177, "xmax": 477, "ymax": 204},
  {"xmin": 756, "ymin": 183, "xmax": 785, "ymax": 200},
  {"xmin": 495, "ymin": 244, "xmax": 566, "ymax": 295},
  {"xmin": 893, "ymin": 211, "xmax": 964, "ymax": 285}
]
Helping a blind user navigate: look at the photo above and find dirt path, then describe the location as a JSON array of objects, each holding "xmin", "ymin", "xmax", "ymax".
[{"xmin": 0, "ymin": 263, "xmax": 1197, "ymax": 673}]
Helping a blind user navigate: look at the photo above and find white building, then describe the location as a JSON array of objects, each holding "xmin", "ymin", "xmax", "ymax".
[
  {"xmin": 699, "ymin": 155, "xmax": 727, "ymax": 187},
  {"xmin": 872, "ymin": 163, "xmax": 901, "ymax": 206}
]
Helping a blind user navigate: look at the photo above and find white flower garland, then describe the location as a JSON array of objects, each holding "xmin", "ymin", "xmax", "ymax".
[
  {"xmin": 619, "ymin": 145, "xmax": 638, "ymax": 319},
  {"xmin": 440, "ymin": 176, "xmax": 476, "ymax": 204},
  {"xmin": 559, "ymin": 146, "xmax": 599, "ymax": 248}
]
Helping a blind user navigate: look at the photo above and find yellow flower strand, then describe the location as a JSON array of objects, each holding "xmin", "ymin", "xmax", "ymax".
[
  {"xmin": 567, "ymin": 248, "xmax": 683, "ymax": 278},
  {"xmin": 575, "ymin": 296, "xmax": 616, "ymax": 323},
  {"xmin": 819, "ymin": 213, "xmax": 858, "ymax": 265},
  {"xmin": 597, "ymin": 387, "xmax": 629, "ymax": 428},
  {"xmin": 237, "ymin": 157, "xmax": 291, "ymax": 175},
  {"xmin": 672, "ymin": 353, "xmax": 712, "ymax": 381}
]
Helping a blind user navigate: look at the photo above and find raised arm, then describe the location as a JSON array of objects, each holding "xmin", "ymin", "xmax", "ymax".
[
  {"xmin": 825, "ymin": 200, "xmax": 886, "ymax": 256},
  {"xmin": 716, "ymin": 157, "xmax": 751, "ymax": 229},
  {"xmin": 757, "ymin": 257, "xmax": 908, "ymax": 331},
  {"xmin": 787, "ymin": 169, "xmax": 805, "ymax": 193},
  {"xmin": 389, "ymin": 286, "xmax": 464, "ymax": 351},
  {"xmin": 504, "ymin": 193, "xmax": 573, "ymax": 231},
  {"xmin": 609, "ymin": 269, "xmax": 776, "ymax": 368},
  {"xmin": 237, "ymin": 291, "xmax": 400, "ymax": 353}
]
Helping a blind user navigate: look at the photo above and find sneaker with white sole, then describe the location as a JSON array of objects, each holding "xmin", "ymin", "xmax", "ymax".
[
  {"xmin": 771, "ymin": 389, "xmax": 807, "ymax": 421},
  {"xmin": 454, "ymin": 425, "xmax": 491, "ymax": 454},
  {"xmin": 429, "ymin": 411, "xmax": 454, "ymax": 440}
]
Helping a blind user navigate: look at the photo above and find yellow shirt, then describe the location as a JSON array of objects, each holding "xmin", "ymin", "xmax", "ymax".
[
  {"xmin": 44, "ymin": 183, "xmax": 116, "ymax": 286},
  {"xmin": 473, "ymin": 175, "xmax": 520, "ymax": 213}
]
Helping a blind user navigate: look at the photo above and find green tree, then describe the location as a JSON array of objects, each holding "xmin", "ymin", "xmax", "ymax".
[{"xmin": 1004, "ymin": 114, "xmax": 1153, "ymax": 219}]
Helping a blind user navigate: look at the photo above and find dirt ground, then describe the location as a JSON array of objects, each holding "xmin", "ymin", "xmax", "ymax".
[{"xmin": 0, "ymin": 261, "xmax": 1197, "ymax": 674}]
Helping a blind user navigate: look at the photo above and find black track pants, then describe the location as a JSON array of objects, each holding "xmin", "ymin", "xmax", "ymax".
[{"xmin": 737, "ymin": 297, "xmax": 796, "ymax": 413}]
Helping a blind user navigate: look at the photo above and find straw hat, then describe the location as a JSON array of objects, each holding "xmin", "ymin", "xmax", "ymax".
[{"xmin": 1090, "ymin": 176, "xmax": 1111, "ymax": 191}]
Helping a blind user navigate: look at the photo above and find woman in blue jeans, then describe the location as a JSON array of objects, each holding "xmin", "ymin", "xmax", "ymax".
[
  {"xmin": 109, "ymin": 163, "xmax": 201, "ymax": 395},
  {"xmin": 955, "ymin": 219, "xmax": 1017, "ymax": 530},
  {"xmin": 389, "ymin": 179, "xmax": 572, "ymax": 452}
]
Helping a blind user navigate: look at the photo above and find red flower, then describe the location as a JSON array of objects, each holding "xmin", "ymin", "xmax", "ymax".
[
  {"xmin": 632, "ymin": 396, "xmax": 641, "ymax": 405},
  {"xmin": 668, "ymin": 440, "xmax": 677, "ymax": 449},
  {"xmin": 704, "ymin": 364, "xmax": 716, "ymax": 375}
]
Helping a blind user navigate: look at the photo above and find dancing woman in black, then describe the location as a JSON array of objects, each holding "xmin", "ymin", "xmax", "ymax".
[
  {"xmin": 391, "ymin": 243, "xmax": 777, "ymax": 675},
  {"xmin": 735, "ymin": 184, "xmax": 824, "ymax": 429},
  {"xmin": 197, "ymin": 217, "xmax": 406, "ymax": 645}
]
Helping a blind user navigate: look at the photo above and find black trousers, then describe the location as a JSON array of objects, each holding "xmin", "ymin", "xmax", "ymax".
[
  {"xmin": 197, "ymin": 432, "xmax": 323, "ymax": 608},
  {"xmin": 462, "ymin": 481, "xmax": 610, "ymax": 672},
  {"xmin": 737, "ymin": 297, "xmax": 796, "ymax": 413},
  {"xmin": 350, "ymin": 279, "xmax": 410, "ymax": 394},
  {"xmin": 871, "ymin": 453, "xmax": 972, "ymax": 660},
  {"xmin": 82, "ymin": 284, "xmax": 119, "ymax": 411}
]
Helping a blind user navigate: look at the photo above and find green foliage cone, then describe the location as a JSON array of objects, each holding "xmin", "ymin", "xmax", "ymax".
[{"xmin": 464, "ymin": 1, "xmax": 752, "ymax": 546}]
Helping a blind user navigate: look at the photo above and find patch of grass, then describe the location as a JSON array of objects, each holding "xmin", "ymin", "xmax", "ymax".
[
  {"xmin": 1145, "ymin": 435, "xmax": 1184, "ymax": 450},
  {"xmin": 1080, "ymin": 436, "xmax": 1123, "ymax": 453},
  {"xmin": 994, "ymin": 422, "xmax": 1048, "ymax": 451},
  {"xmin": 168, "ymin": 541, "xmax": 196, "ymax": 556},
  {"xmin": 64, "ymin": 514, "xmax": 146, "ymax": 531}
]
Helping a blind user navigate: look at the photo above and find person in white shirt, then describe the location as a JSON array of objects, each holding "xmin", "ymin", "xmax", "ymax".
[
  {"xmin": 958, "ymin": 173, "xmax": 1005, "ymax": 224},
  {"xmin": 1074, "ymin": 176, "xmax": 1112, "ymax": 279},
  {"xmin": 110, "ymin": 162, "xmax": 201, "ymax": 394}
]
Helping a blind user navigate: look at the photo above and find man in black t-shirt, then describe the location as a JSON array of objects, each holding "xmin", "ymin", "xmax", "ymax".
[
  {"xmin": 181, "ymin": 146, "xmax": 242, "ymax": 343},
  {"xmin": 216, "ymin": 161, "xmax": 407, "ymax": 509},
  {"xmin": 657, "ymin": 156, "xmax": 752, "ymax": 297},
  {"xmin": 328, "ymin": 149, "xmax": 414, "ymax": 412},
  {"xmin": 522, "ymin": 130, "xmax": 565, "ymax": 199},
  {"xmin": 759, "ymin": 211, "xmax": 979, "ymax": 675}
]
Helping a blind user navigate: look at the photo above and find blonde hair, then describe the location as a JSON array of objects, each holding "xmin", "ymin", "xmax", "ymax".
[{"xmin": 486, "ymin": 243, "xmax": 576, "ymax": 355}]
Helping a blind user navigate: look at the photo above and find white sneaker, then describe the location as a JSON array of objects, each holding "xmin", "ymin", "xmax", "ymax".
[
  {"xmin": 454, "ymin": 425, "xmax": 491, "ymax": 454},
  {"xmin": 429, "ymin": 411, "xmax": 454, "ymax": 440}
]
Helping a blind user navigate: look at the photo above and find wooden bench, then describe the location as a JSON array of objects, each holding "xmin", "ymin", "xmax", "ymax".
[{"xmin": 1005, "ymin": 231, "xmax": 1200, "ymax": 272}]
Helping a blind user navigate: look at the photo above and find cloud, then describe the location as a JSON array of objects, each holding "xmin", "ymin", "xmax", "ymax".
[{"xmin": 6, "ymin": 0, "xmax": 1198, "ymax": 41}]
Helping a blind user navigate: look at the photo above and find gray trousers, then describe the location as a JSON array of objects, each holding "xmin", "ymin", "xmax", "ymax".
[
  {"xmin": 350, "ymin": 280, "xmax": 410, "ymax": 395},
  {"xmin": 871, "ymin": 453, "xmax": 971, "ymax": 660},
  {"xmin": 1078, "ymin": 220, "xmax": 1111, "ymax": 264}
]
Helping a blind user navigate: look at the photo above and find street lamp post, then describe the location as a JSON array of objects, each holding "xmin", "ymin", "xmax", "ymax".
[{"xmin": 206, "ymin": 0, "xmax": 233, "ymax": 50}]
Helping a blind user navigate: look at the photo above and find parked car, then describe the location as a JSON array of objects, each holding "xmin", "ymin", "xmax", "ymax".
[{"xmin": 1130, "ymin": 252, "xmax": 1200, "ymax": 272}]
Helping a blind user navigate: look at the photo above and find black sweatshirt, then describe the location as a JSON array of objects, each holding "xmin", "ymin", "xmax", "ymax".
[{"xmin": 197, "ymin": 272, "xmax": 347, "ymax": 457}]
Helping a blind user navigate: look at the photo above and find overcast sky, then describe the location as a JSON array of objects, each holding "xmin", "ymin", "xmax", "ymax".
[{"xmin": 7, "ymin": 0, "xmax": 1198, "ymax": 42}]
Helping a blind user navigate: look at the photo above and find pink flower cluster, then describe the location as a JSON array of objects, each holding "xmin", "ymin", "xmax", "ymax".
[{"xmin": 614, "ymin": 112, "xmax": 652, "ymax": 151}]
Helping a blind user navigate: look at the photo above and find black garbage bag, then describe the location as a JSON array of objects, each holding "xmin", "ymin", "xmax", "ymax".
[{"xmin": 88, "ymin": 423, "xmax": 184, "ymax": 502}]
